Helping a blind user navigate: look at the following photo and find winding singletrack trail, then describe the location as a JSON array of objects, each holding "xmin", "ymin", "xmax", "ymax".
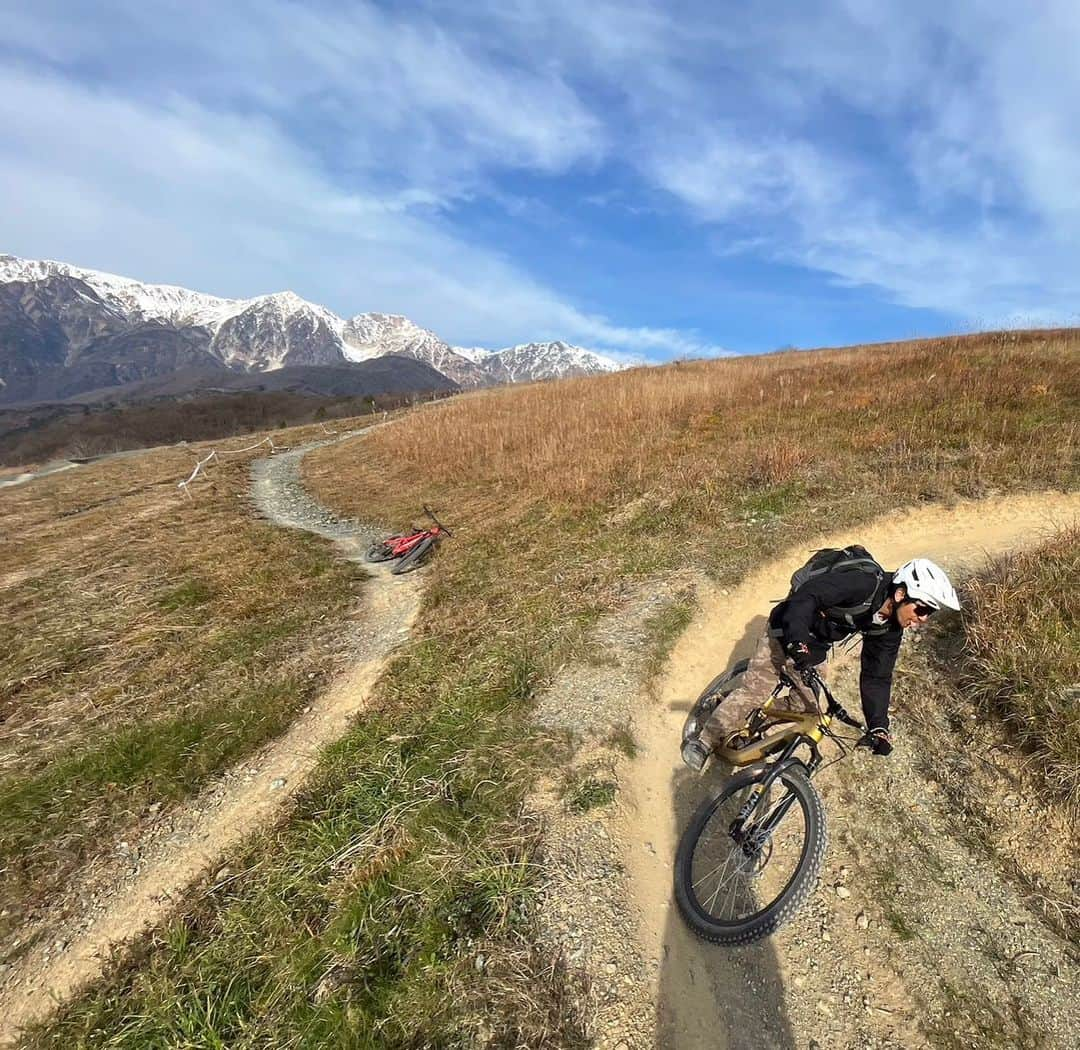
[
  {"xmin": 623, "ymin": 490, "xmax": 1080, "ymax": 1049},
  {"xmin": 0, "ymin": 432, "xmax": 421, "ymax": 1046}
]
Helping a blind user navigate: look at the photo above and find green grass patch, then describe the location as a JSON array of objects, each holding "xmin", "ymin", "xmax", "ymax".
[
  {"xmin": 605, "ymin": 727, "xmax": 638, "ymax": 760},
  {"xmin": 157, "ymin": 578, "xmax": 214, "ymax": 611},
  {"xmin": 0, "ymin": 677, "xmax": 313, "ymax": 917},
  {"xmin": 563, "ymin": 774, "xmax": 618, "ymax": 813},
  {"xmin": 739, "ymin": 481, "xmax": 804, "ymax": 519}
]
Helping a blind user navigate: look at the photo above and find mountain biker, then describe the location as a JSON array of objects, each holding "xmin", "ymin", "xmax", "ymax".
[{"xmin": 682, "ymin": 557, "xmax": 960, "ymax": 770}]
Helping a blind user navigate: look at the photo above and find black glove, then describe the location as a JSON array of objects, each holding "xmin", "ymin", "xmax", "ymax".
[
  {"xmin": 857, "ymin": 728, "xmax": 893, "ymax": 757},
  {"xmin": 784, "ymin": 639, "xmax": 814, "ymax": 671}
]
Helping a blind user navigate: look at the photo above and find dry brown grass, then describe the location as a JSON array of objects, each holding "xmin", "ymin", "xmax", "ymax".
[
  {"xmin": 331, "ymin": 330, "xmax": 1076, "ymax": 511},
  {"xmin": 306, "ymin": 330, "xmax": 1078, "ymax": 665},
  {"xmin": 0, "ymin": 421, "xmax": 367, "ymax": 932},
  {"xmin": 960, "ymin": 525, "xmax": 1080, "ymax": 807}
]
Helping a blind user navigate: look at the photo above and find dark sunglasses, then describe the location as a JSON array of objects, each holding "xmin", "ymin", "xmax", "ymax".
[{"xmin": 908, "ymin": 601, "xmax": 937, "ymax": 618}]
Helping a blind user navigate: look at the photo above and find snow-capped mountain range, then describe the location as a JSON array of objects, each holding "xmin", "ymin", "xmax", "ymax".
[{"xmin": 0, "ymin": 255, "xmax": 623, "ymax": 404}]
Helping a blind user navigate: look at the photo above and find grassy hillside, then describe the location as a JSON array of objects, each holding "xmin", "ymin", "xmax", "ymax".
[
  {"xmin": 0, "ymin": 423, "xmax": 366, "ymax": 954},
  {"xmin": 21, "ymin": 330, "xmax": 1079, "ymax": 1047},
  {"xmin": 955, "ymin": 526, "xmax": 1080, "ymax": 808}
]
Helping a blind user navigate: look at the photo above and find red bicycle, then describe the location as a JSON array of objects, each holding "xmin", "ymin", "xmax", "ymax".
[{"xmin": 365, "ymin": 505, "xmax": 452, "ymax": 575}]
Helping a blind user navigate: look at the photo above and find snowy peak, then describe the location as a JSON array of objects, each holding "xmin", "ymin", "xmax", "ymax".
[
  {"xmin": 452, "ymin": 346, "xmax": 495, "ymax": 364},
  {"xmin": 0, "ymin": 254, "xmax": 240, "ymax": 328},
  {"xmin": 211, "ymin": 295, "xmax": 346, "ymax": 371},
  {"xmin": 342, "ymin": 312, "xmax": 439, "ymax": 359},
  {"xmin": 478, "ymin": 340, "xmax": 623, "ymax": 384},
  {"xmin": 343, "ymin": 313, "xmax": 487, "ymax": 387}
]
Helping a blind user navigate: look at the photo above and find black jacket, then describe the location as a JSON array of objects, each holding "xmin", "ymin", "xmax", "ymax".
[{"xmin": 768, "ymin": 569, "xmax": 900, "ymax": 731}]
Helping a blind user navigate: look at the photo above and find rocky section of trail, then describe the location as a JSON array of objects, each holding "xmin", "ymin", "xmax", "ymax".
[
  {"xmin": 532, "ymin": 491, "xmax": 1080, "ymax": 1050},
  {"xmin": 248, "ymin": 430, "xmax": 390, "ymax": 548},
  {"xmin": 531, "ymin": 583, "xmax": 676, "ymax": 1050},
  {"xmin": 0, "ymin": 429, "xmax": 421, "ymax": 1046}
]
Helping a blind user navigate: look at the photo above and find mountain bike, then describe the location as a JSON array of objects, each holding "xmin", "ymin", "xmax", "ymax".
[
  {"xmin": 674, "ymin": 665, "xmax": 863, "ymax": 945},
  {"xmin": 365, "ymin": 505, "xmax": 452, "ymax": 575}
]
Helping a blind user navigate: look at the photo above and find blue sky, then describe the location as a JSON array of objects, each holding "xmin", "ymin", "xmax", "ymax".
[{"xmin": 2, "ymin": 1, "xmax": 1078, "ymax": 360}]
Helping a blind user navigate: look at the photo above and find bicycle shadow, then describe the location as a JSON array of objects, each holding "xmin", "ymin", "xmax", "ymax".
[{"xmin": 651, "ymin": 612, "xmax": 799, "ymax": 1050}]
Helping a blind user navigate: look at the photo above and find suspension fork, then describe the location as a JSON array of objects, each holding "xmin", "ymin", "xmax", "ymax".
[{"xmin": 728, "ymin": 740, "xmax": 820, "ymax": 845}]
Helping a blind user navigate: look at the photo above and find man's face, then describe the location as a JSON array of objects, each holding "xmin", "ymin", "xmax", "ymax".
[{"xmin": 894, "ymin": 588, "xmax": 935, "ymax": 629}]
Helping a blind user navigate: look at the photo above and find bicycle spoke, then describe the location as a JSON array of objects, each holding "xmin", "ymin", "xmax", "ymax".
[
  {"xmin": 724, "ymin": 859, "xmax": 742, "ymax": 917},
  {"xmin": 700, "ymin": 848, "xmax": 740, "ymax": 912},
  {"xmin": 691, "ymin": 773, "xmax": 809, "ymax": 924},
  {"xmin": 692, "ymin": 848, "xmax": 735, "ymax": 892}
]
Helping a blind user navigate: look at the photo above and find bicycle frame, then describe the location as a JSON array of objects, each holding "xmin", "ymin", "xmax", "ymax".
[
  {"xmin": 379, "ymin": 506, "xmax": 452, "ymax": 557},
  {"xmin": 721, "ymin": 671, "xmax": 861, "ymax": 845},
  {"xmin": 715, "ymin": 696, "xmax": 829, "ymax": 769},
  {"xmin": 715, "ymin": 670, "xmax": 857, "ymax": 769},
  {"xmin": 384, "ymin": 528, "xmax": 437, "ymax": 557}
]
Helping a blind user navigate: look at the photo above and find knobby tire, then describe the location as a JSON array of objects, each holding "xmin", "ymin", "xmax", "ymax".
[
  {"xmin": 674, "ymin": 764, "xmax": 826, "ymax": 945},
  {"xmin": 392, "ymin": 535, "xmax": 435, "ymax": 574}
]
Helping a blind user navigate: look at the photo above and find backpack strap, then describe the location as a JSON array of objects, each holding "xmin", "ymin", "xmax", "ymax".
[{"xmin": 822, "ymin": 564, "xmax": 886, "ymax": 627}]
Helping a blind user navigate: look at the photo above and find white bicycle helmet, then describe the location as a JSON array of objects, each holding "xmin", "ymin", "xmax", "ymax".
[{"xmin": 892, "ymin": 558, "xmax": 960, "ymax": 611}]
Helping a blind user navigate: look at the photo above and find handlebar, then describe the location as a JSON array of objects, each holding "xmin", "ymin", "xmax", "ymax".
[{"xmin": 422, "ymin": 504, "xmax": 452, "ymax": 537}]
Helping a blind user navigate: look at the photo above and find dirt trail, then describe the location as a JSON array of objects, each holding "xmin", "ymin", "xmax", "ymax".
[
  {"xmin": 0, "ymin": 431, "xmax": 420, "ymax": 1046},
  {"xmin": 623, "ymin": 490, "xmax": 1080, "ymax": 1048}
]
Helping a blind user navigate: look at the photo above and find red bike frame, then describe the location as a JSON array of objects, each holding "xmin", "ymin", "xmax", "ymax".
[{"xmin": 380, "ymin": 505, "xmax": 451, "ymax": 556}]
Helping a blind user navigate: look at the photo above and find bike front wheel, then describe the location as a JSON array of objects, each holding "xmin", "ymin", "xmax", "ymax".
[
  {"xmin": 366, "ymin": 541, "xmax": 398, "ymax": 563},
  {"xmin": 674, "ymin": 764, "xmax": 825, "ymax": 945},
  {"xmin": 391, "ymin": 535, "xmax": 435, "ymax": 574}
]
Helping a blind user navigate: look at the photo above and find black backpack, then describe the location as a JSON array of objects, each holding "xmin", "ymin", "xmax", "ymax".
[{"xmin": 789, "ymin": 545, "xmax": 886, "ymax": 628}]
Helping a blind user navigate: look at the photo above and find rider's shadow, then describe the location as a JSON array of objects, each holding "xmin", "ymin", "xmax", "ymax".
[{"xmin": 654, "ymin": 612, "xmax": 799, "ymax": 1050}]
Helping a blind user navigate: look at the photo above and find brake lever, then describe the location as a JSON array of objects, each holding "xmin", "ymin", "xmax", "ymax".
[{"xmin": 828, "ymin": 701, "xmax": 863, "ymax": 730}]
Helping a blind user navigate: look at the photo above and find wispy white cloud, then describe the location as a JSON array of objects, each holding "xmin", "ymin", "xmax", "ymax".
[
  {"xmin": 3, "ymin": 0, "xmax": 1080, "ymax": 352},
  {"xmin": 0, "ymin": 61, "xmax": 710, "ymax": 355},
  {"xmin": 1, "ymin": 0, "xmax": 607, "ymax": 194},
  {"xmin": 596, "ymin": 0, "xmax": 1080, "ymax": 322}
]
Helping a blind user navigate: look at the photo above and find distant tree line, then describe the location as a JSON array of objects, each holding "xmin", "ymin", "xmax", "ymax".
[{"xmin": 0, "ymin": 389, "xmax": 450, "ymax": 467}]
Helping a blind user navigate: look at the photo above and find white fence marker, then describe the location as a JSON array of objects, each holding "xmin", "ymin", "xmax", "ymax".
[{"xmin": 178, "ymin": 437, "xmax": 286, "ymax": 498}]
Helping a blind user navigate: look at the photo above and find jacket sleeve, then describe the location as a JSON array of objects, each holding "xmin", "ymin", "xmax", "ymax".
[
  {"xmin": 859, "ymin": 627, "xmax": 902, "ymax": 731},
  {"xmin": 777, "ymin": 571, "xmax": 881, "ymax": 646}
]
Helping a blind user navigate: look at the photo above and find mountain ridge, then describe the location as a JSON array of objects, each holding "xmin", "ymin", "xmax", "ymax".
[{"xmin": 0, "ymin": 254, "xmax": 626, "ymax": 404}]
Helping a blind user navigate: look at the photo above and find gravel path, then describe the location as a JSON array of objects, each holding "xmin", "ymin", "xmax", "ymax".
[
  {"xmin": 533, "ymin": 490, "xmax": 1080, "ymax": 1050},
  {"xmin": 0, "ymin": 429, "xmax": 422, "ymax": 1046},
  {"xmin": 249, "ymin": 431, "xmax": 390, "ymax": 550}
]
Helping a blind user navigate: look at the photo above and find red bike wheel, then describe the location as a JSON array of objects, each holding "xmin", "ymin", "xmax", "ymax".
[
  {"xmin": 366, "ymin": 540, "xmax": 399, "ymax": 563},
  {"xmin": 391, "ymin": 536, "xmax": 436, "ymax": 574}
]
